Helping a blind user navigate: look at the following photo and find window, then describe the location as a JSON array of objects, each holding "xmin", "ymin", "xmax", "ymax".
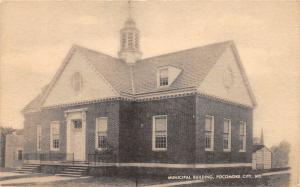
[
  {"xmin": 128, "ymin": 32, "xmax": 134, "ymax": 49},
  {"xmin": 50, "ymin": 122, "xmax": 60, "ymax": 151},
  {"xmin": 122, "ymin": 33, "xmax": 127, "ymax": 48},
  {"xmin": 223, "ymin": 119, "xmax": 231, "ymax": 151},
  {"xmin": 135, "ymin": 33, "xmax": 139, "ymax": 49},
  {"xmin": 73, "ymin": 119, "xmax": 82, "ymax": 129},
  {"xmin": 205, "ymin": 116, "xmax": 214, "ymax": 151},
  {"xmin": 239, "ymin": 121, "xmax": 247, "ymax": 152},
  {"xmin": 17, "ymin": 150, "xmax": 23, "ymax": 160},
  {"xmin": 71, "ymin": 72, "xmax": 82, "ymax": 92},
  {"xmin": 159, "ymin": 68, "xmax": 169, "ymax": 87},
  {"xmin": 152, "ymin": 116, "xmax": 167, "ymax": 151},
  {"xmin": 96, "ymin": 117, "xmax": 108, "ymax": 150},
  {"xmin": 37, "ymin": 125, "xmax": 41, "ymax": 151}
]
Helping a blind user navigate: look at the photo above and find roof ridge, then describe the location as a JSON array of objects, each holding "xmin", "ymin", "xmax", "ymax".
[
  {"xmin": 72, "ymin": 44, "xmax": 121, "ymax": 61},
  {"xmin": 140, "ymin": 40, "xmax": 233, "ymax": 62}
]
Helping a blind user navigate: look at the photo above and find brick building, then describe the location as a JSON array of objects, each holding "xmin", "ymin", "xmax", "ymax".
[
  {"xmin": 5, "ymin": 130, "xmax": 24, "ymax": 168},
  {"xmin": 22, "ymin": 16, "xmax": 256, "ymax": 169}
]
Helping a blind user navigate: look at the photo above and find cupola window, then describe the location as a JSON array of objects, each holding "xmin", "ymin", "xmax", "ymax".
[{"xmin": 128, "ymin": 32, "xmax": 134, "ymax": 49}]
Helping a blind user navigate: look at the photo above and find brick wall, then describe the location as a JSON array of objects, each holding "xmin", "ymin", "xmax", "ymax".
[
  {"xmin": 24, "ymin": 112, "xmax": 41, "ymax": 154},
  {"xmin": 195, "ymin": 95, "xmax": 253, "ymax": 163},
  {"xmin": 23, "ymin": 101, "xmax": 120, "ymax": 161},
  {"xmin": 23, "ymin": 95, "xmax": 253, "ymax": 165},
  {"xmin": 119, "ymin": 96, "xmax": 196, "ymax": 164}
]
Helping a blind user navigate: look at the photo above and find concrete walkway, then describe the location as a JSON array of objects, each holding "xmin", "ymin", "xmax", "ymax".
[
  {"xmin": 0, "ymin": 172, "xmax": 27, "ymax": 178},
  {"xmin": 144, "ymin": 180, "xmax": 204, "ymax": 187},
  {"xmin": 0, "ymin": 174, "xmax": 90, "ymax": 186}
]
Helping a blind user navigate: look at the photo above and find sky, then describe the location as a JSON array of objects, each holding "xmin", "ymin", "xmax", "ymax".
[{"xmin": 0, "ymin": 0, "xmax": 299, "ymax": 176}]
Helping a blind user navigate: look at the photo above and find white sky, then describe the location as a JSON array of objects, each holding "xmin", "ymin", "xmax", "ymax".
[{"xmin": 0, "ymin": 1, "xmax": 299, "ymax": 169}]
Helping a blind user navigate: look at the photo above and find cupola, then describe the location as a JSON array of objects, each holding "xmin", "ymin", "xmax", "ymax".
[{"xmin": 118, "ymin": 1, "xmax": 142, "ymax": 65}]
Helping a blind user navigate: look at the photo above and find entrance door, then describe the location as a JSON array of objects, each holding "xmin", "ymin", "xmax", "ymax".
[{"xmin": 66, "ymin": 110, "xmax": 86, "ymax": 161}]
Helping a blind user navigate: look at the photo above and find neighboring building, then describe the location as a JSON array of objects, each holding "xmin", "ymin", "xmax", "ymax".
[
  {"xmin": 252, "ymin": 144, "xmax": 272, "ymax": 170},
  {"xmin": 22, "ymin": 14, "xmax": 256, "ymax": 169},
  {"xmin": 5, "ymin": 130, "xmax": 24, "ymax": 168},
  {"xmin": 0, "ymin": 129, "xmax": 4, "ymax": 167}
]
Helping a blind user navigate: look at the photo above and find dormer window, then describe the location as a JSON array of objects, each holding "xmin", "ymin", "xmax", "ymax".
[
  {"xmin": 157, "ymin": 66, "xmax": 182, "ymax": 88},
  {"xmin": 159, "ymin": 68, "xmax": 169, "ymax": 87}
]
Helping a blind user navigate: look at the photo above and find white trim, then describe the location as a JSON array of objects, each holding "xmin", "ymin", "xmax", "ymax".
[
  {"xmin": 66, "ymin": 110, "xmax": 87, "ymax": 161},
  {"xmin": 64, "ymin": 108, "xmax": 88, "ymax": 113},
  {"xmin": 152, "ymin": 115, "xmax": 168, "ymax": 151},
  {"xmin": 157, "ymin": 67, "xmax": 169, "ymax": 88},
  {"xmin": 50, "ymin": 121, "xmax": 60, "ymax": 151},
  {"xmin": 95, "ymin": 117, "xmax": 108, "ymax": 151},
  {"xmin": 239, "ymin": 121, "xmax": 247, "ymax": 152},
  {"xmin": 88, "ymin": 162, "xmax": 252, "ymax": 168},
  {"xmin": 205, "ymin": 115, "xmax": 214, "ymax": 152},
  {"xmin": 36, "ymin": 125, "xmax": 42, "ymax": 151},
  {"xmin": 83, "ymin": 52, "xmax": 120, "ymax": 96},
  {"xmin": 144, "ymin": 180, "xmax": 204, "ymax": 187},
  {"xmin": 223, "ymin": 118, "xmax": 231, "ymax": 152}
]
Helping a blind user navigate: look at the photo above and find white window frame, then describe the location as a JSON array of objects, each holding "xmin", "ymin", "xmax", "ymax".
[
  {"xmin": 95, "ymin": 117, "xmax": 108, "ymax": 151},
  {"xmin": 37, "ymin": 125, "xmax": 42, "ymax": 151},
  {"xmin": 205, "ymin": 115, "xmax": 214, "ymax": 152},
  {"xmin": 50, "ymin": 121, "xmax": 60, "ymax": 151},
  {"xmin": 223, "ymin": 118, "xmax": 231, "ymax": 152},
  {"xmin": 157, "ymin": 67, "xmax": 169, "ymax": 88},
  {"xmin": 239, "ymin": 121, "xmax": 247, "ymax": 152},
  {"xmin": 152, "ymin": 115, "xmax": 168, "ymax": 151}
]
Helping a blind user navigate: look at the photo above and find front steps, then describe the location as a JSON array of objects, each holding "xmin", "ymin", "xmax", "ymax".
[
  {"xmin": 15, "ymin": 164, "xmax": 40, "ymax": 173},
  {"xmin": 56, "ymin": 165, "xmax": 88, "ymax": 177}
]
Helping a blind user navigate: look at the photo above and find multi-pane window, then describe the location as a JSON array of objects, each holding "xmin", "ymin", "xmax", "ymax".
[
  {"xmin": 50, "ymin": 122, "xmax": 60, "ymax": 150},
  {"xmin": 205, "ymin": 116, "xmax": 214, "ymax": 151},
  {"xmin": 37, "ymin": 125, "xmax": 41, "ymax": 151},
  {"xmin": 223, "ymin": 119, "xmax": 231, "ymax": 151},
  {"xmin": 159, "ymin": 68, "xmax": 169, "ymax": 87},
  {"xmin": 122, "ymin": 33, "xmax": 127, "ymax": 48},
  {"xmin": 135, "ymin": 33, "xmax": 139, "ymax": 49},
  {"xmin": 128, "ymin": 32, "xmax": 134, "ymax": 49},
  {"xmin": 239, "ymin": 121, "xmax": 247, "ymax": 152},
  {"xmin": 152, "ymin": 116, "xmax": 167, "ymax": 151},
  {"xmin": 96, "ymin": 117, "xmax": 108, "ymax": 150}
]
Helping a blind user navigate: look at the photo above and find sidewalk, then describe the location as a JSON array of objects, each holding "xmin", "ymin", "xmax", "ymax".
[{"xmin": 0, "ymin": 172, "xmax": 90, "ymax": 186}]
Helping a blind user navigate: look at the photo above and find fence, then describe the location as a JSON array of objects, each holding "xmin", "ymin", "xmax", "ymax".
[
  {"xmin": 23, "ymin": 152, "xmax": 74, "ymax": 164},
  {"xmin": 87, "ymin": 153, "xmax": 116, "ymax": 166}
]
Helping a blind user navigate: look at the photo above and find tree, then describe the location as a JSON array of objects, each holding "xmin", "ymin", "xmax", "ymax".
[
  {"xmin": 0, "ymin": 126, "xmax": 16, "ymax": 167},
  {"xmin": 270, "ymin": 141, "xmax": 291, "ymax": 168}
]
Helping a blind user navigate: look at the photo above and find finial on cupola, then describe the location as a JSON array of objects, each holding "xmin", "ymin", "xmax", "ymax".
[{"xmin": 118, "ymin": 0, "xmax": 142, "ymax": 65}]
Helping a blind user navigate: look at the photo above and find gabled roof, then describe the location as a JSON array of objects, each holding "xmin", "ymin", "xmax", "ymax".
[
  {"xmin": 252, "ymin": 144, "xmax": 272, "ymax": 153},
  {"xmin": 23, "ymin": 40, "xmax": 256, "ymax": 112},
  {"xmin": 133, "ymin": 41, "xmax": 230, "ymax": 94}
]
